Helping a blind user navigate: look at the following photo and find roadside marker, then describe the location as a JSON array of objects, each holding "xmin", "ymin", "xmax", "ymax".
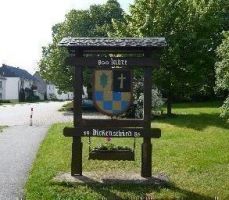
[{"xmin": 30, "ymin": 108, "xmax": 33, "ymax": 126}]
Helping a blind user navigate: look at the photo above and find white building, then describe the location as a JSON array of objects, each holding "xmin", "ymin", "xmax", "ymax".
[
  {"xmin": 46, "ymin": 83, "xmax": 74, "ymax": 100},
  {"xmin": 0, "ymin": 77, "xmax": 19, "ymax": 100},
  {"xmin": 0, "ymin": 64, "xmax": 77, "ymax": 102},
  {"xmin": 0, "ymin": 65, "xmax": 34, "ymax": 101},
  {"xmin": 0, "ymin": 76, "xmax": 6, "ymax": 100}
]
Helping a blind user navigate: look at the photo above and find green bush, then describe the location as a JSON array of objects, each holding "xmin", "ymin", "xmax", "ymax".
[
  {"xmin": 220, "ymin": 96, "xmax": 229, "ymax": 122},
  {"xmin": 26, "ymin": 95, "xmax": 40, "ymax": 102},
  {"xmin": 0, "ymin": 100, "xmax": 11, "ymax": 103}
]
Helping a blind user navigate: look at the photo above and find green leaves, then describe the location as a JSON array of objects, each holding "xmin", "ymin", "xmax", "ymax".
[
  {"xmin": 39, "ymin": 0, "xmax": 124, "ymax": 92},
  {"xmin": 215, "ymin": 31, "xmax": 229, "ymax": 121},
  {"xmin": 112, "ymin": 0, "xmax": 227, "ymax": 100},
  {"xmin": 215, "ymin": 31, "xmax": 229, "ymax": 91}
]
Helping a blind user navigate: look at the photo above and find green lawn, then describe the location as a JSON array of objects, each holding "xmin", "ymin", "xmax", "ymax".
[{"xmin": 25, "ymin": 102, "xmax": 229, "ymax": 200}]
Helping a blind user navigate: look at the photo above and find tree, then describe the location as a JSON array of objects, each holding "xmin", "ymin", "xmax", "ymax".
[
  {"xmin": 111, "ymin": 0, "xmax": 227, "ymax": 115},
  {"xmin": 215, "ymin": 31, "xmax": 229, "ymax": 121},
  {"xmin": 39, "ymin": 0, "xmax": 124, "ymax": 92}
]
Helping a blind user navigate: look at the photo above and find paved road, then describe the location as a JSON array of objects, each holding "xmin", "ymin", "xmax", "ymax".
[{"xmin": 0, "ymin": 102, "xmax": 73, "ymax": 200}]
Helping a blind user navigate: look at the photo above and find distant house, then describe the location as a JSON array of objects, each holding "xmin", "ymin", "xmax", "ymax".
[
  {"xmin": 46, "ymin": 83, "xmax": 74, "ymax": 100},
  {"xmin": 0, "ymin": 64, "xmax": 35, "ymax": 101},
  {"xmin": 33, "ymin": 71, "xmax": 73, "ymax": 100},
  {"xmin": 0, "ymin": 64, "xmax": 74, "ymax": 102},
  {"xmin": 0, "ymin": 76, "xmax": 6, "ymax": 100},
  {"xmin": 33, "ymin": 72, "xmax": 47, "ymax": 100}
]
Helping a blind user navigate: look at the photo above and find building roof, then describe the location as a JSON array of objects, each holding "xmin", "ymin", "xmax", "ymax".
[
  {"xmin": 0, "ymin": 64, "xmax": 35, "ymax": 81},
  {"xmin": 59, "ymin": 37, "xmax": 166, "ymax": 51}
]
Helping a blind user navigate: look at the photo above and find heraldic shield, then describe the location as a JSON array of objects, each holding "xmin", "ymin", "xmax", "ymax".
[{"xmin": 93, "ymin": 69, "xmax": 132, "ymax": 116}]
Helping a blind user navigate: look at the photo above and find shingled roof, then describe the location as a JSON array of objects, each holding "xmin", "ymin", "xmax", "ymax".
[
  {"xmin": 0, "ymin": 64, "xmax": 35, "ymax": 81},
  {"xmin": 59, "ymin": 37, "xmax": 166, "ymax": 50}
]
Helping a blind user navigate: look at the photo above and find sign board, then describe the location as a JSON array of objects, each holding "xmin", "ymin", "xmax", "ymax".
[
  {"xmin": 66, "ymin": 57, "xmax": 159, "ymax": 67},
  {"xmin": 93, "ymin": 68, "xmax": 132, "ymax": 116},
  {"xmin": 64, "ymin": 127, "xmax": 161, "ymax": 138},
  {"xmin": 60, "ymin": 37, "xmax": 165, "ymax": 177}
]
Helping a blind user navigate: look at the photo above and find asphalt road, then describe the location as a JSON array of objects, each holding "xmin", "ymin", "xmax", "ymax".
[{"xmin": 0, "ymin": 101, "xmax": 72, "ymax": 200}]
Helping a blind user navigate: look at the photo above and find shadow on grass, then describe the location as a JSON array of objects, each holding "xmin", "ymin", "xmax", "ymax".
[
  {"xmin": 54, "ymin": 177, "xmax": 214, "ymax": 200},
  {"xmin": 156, "ymin": 113, "xmax": 229, "ymax": 131},
  {"xmin": 171, "ymin": 101, "xmax": 222, "ymax": 109}
]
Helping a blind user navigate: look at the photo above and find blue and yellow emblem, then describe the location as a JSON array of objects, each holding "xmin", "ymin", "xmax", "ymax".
[{"xmin": 93, "ymin": 69, "xmax": 132, "ymax": 116}]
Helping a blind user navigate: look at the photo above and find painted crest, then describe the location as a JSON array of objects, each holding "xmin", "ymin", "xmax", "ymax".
[{"xmin": 93, "ymin": 69, "xmax": 132, "ymax": 116}]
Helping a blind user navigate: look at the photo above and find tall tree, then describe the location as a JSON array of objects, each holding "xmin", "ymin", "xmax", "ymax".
[
  {"xmin": 39, "ymin": 0, "xmax": 124, "ymax": 92},
  {"xmin": 112, "ymin": 0, "xmax": 227, "ymax": 115}
]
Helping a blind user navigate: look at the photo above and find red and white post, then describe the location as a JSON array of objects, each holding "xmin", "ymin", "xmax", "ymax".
[{"xmin": 30, "ymin": 108, "xmax": 33, "ymax": 126}]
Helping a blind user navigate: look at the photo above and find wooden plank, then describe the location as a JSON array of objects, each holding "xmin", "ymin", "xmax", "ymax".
[
  {"xmin": 66, "ymin": 57, "xmax": 160, "ymax": 67},
  {"xmin": 63, "ymin": 127, "xmax": 161, "ymax": 138},
  {"xmin": 81, "ymin": 119, "xmax": 145, "ymax": 128}
]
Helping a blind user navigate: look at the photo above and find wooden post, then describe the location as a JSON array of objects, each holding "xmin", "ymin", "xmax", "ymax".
[
  {"xmin": 141, "ymin": 50, "xmax": 152, "ymax": 177},
  {"xmin": 71, "ymin": 49, "xmax": 83, "ymax": 176},
  {"xmin": 71, "ymin": 137, "xmax": 82, "ymax": 176},
  {"xmin": 141, "ymin": 137, "xmax": 152, "ymax": 177}
]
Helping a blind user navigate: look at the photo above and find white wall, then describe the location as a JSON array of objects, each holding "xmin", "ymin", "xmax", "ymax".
[
  {"xmin": 0, "ymin": 78, "xmax": 6, "ymax": 100},
  {"xmin": 5, "ymin": 77, "xmax": 20, "ymax": 100}
]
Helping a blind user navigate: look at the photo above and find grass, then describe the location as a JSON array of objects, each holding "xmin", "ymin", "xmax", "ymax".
[
  {"xmin": 25, "ymin": 102, "xmax": 229, "ymax": 200},
  {"xmin": 58, "ymin": 101, "xmax": 73, "ymax": 112}
]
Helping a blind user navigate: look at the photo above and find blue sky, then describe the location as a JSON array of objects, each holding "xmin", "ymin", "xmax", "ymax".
[{"xmin": 0, "ymin": 0, "xmax": 134, "ymax": 73}]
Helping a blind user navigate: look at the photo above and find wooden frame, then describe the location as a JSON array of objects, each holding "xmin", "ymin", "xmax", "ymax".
[{"xmin": 60, "ymin": 37, "xmax": 166, "ymax": 178}]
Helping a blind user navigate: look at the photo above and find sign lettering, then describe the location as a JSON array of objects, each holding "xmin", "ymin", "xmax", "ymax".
[
  {"xmin": 83, "ymin": 129, "xmax": 141, "ymax": 137},
  {"xmin": 98, "ymin": 58, "xmax": 128, "ymax": 66}
]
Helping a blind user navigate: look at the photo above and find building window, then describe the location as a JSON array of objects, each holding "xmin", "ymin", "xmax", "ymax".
[{"xmin": 0, "ymin": 81, "xmax": 2, "ymax": 89}]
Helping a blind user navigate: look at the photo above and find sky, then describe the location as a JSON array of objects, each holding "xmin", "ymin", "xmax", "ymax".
[{"xmin": 0, "ymin": 0, "xmax": 134, "ymax": 74}]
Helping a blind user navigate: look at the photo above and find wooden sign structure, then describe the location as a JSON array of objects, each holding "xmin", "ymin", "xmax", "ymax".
[{"xmin": 59, "ymin": 37, "xmax": 167, "ymax": 178}]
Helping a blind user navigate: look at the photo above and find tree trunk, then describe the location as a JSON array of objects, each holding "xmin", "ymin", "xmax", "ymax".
[
  {"xmin": 166, "ymin": 71, "xmax": 172, "ymax": 116},
  {"xmin": 167, "ymin": 95, "xmax": 172, "ymax": 116},
  {"xmin": 167, "ymin": 86, "xmax": 172, "ymax": 116}
]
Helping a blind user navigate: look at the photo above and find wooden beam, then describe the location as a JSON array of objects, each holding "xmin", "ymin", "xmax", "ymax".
[
  {"xmin": 81, "ymin": 119, "xmax": 145, "ymax": 128},
  {"xmin": 66, "ymin": 57, "xmax": 160, "ymax": 67},
  {"xmin": 63, "ymin": 127, "xmax": 161, "ymax": 138}
]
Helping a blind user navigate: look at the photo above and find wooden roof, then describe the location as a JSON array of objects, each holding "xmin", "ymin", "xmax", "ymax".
[{"xmin": 59, "ymin": 37, "xmax": 166, "ymax": 51}]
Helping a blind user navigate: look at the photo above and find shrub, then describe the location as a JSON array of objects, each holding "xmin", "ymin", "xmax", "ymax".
[
  {"xmin": 26, "ymin": 95, "xmax": 40, "ymax": 102},
  {"xmin": 135, "ymin": 88, "xmax": 164, "ymax": 118},
  {"xmin": 0, "ymin": 100, "xmax": 11, "ymax": 103},
  {"xmin": 48, "ymin": 93, "xmax": 58, "ymax": 101},
  {"xmin": 220, "ymin": 96, "xmax": 229, "ymax": 122}
]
